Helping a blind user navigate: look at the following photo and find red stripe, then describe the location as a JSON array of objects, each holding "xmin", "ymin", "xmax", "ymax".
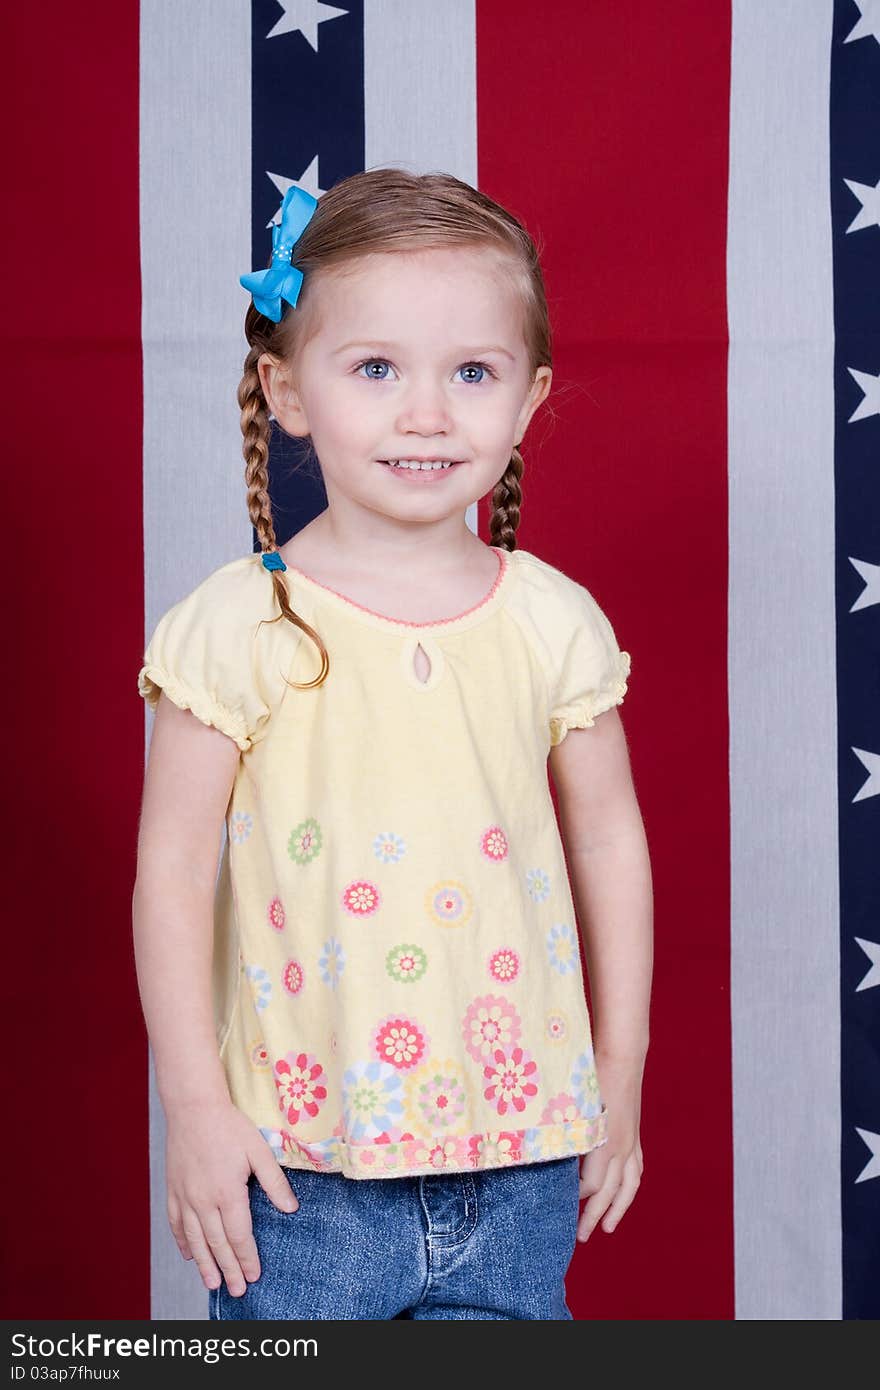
[
  {"xmin": 1, "ymin": 3, "xmax": 149, "ymax": 1315},
  {"xmin": 477, "ymin": 0, "xmax": 734, "ymax": 1318}
]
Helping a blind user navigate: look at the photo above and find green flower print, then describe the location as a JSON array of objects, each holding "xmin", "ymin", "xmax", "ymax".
[
  {"xmin": 386, "ymin": 944, "xmax": 428, "ymax": 985},
  {"xmin": 288, "ymin": 817, "xmax": 323, "ymax": 865}
]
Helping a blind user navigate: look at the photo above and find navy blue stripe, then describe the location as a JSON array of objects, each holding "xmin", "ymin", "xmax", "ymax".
[
  {"xmin": 831, "ymin": 0, "xmax": 880, "ymax": 1322},
  {"xmin": 250, "ymin": 0, "xmax": 366, "ymax": 548}
]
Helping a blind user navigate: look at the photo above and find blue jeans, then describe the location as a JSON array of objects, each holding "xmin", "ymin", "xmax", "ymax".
[{"xmin": 208, "ymin": 1154, "xmax": 581, "ymax": 1320}]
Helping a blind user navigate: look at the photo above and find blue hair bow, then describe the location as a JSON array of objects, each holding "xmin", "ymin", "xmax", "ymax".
[{"xmin": 240, "ymin": 185, "xmax": 319, "ymax": 322}]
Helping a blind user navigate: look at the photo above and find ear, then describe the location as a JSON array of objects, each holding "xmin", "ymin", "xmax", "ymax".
[
  {"xmin": 257, "ymin": 352, "xmax": 310, "ymax": 437},
  {"xmin": 513, "ymin": 365, "xmax": 552, "ymax": 447}
]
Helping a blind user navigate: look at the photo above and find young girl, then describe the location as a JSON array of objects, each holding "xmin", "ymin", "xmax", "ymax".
[{"xmin": 133, "ymin": 168, "xmax": 652, "ymax": 1322}]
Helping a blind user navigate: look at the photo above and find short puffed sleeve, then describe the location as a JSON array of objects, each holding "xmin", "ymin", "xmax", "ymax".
[
  {"xmin": 137, "ymin": 555, "xmax": 302, "ymax": 751},
  {"xmin": 547, "ymin": 581, "xmax": 631, "ymax": 746},
  {"xmin": 505, "ymin": 550, "xmax": 632, "ymax": 747}
]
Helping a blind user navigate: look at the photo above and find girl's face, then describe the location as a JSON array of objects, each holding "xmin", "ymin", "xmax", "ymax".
[{"xmin": 259, "ymin": 245, "xmax": 551, "ymax": 529}]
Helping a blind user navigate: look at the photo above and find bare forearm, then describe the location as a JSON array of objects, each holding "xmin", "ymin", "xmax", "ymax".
[
  {"xmin": 131, "ymin": 870, "xmax": 231, "ymax": 1112},
  {"xmin": 566, "ymin": 820, "xmax": 653, "ymax": 1066}
]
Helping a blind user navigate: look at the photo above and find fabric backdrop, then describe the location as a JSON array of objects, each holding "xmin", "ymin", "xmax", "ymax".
[{"xmin": 3, "ymin": 0, "xmax": 878, "ymax": 1321}]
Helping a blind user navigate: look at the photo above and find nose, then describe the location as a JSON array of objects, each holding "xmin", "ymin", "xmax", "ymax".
[{"xmin": 394, "ymin": 373, "xmax": 453, "ymax": 435}]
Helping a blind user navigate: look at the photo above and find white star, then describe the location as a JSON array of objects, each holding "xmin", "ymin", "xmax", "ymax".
[
  {"xmin": 846, "ymin": 366, "xmax": 880, "ymax": 423},
  {"xmin": 265, "ymin": 157, "xmax": 326, "ymax": 227},
  {"xmin": 851, "ymin": 748, "xmax": 880, "ymax": 803},
  {"xmin": 854, "ymin": 1128, "xmax": 880, "ymax": 1183},
  {"xmin": 844, "ymin": 0, "xmax": 880, "ymax": 44},
  {"xmin": 266, "ymin": 0, "xmax": 349, "ymax": 50},
  {"xmin": 848, "ymin": 558, "xmax": 880, "ymax": 613},
  {"xmin": 843, "ymin": 176, "xmax": 880, "ymax": 233},
  {"xmin": 855, "ymin": 937, "xmax": 880, "ymax": 991}
]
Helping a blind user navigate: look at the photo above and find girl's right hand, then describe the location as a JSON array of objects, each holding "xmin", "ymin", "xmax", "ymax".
[{"xmin": 164, "ymin": 1097, "xmax": 299, "ymax": 1297}]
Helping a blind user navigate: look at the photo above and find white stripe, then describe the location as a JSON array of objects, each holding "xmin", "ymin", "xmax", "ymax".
[
  {"xmin": 728, "ymin": 0, "xmax": 839, "ymax": 1318},
  {"xmin": 140, "ymin": 0, "xmax": 251, "ymax": 1321},
  {"xmin": 364, "ymin": 0, "xmax": 479, "ymax": 537}
]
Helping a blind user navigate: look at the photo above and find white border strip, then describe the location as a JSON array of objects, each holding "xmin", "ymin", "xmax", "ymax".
[
  {"xmin": 728, "ymin": 0, "xmax": 840, "ymax": 1319},
  {"xmin": 140, "ymin": 0, "xmax": 251, "ymax": 1321},
  {"xmin": 364, "ymin": 0, "xmax": 479, "ymax": 537}
]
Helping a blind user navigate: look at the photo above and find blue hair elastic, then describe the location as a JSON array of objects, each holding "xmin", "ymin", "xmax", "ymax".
[
  {"xmin": 240, "ymin": 185, "xmax": 319, "ymax": 322},
  {"xmin": 261, "ymin": 551, "xmax": 287, "ymax": 572}
]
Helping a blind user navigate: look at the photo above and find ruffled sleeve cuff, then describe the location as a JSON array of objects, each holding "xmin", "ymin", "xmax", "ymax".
[
  {"xmin": 548, "ymin": 649, "xmax": 632, "ymax": 747},
  {"xmin": 137, "ymin": 663, "xmax": 254, "ymax": 752}
]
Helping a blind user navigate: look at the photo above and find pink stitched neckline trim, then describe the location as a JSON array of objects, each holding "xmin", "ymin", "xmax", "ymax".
[{"xmin": 278, "ymin": 545, "xmax": 510, "ymax": 629}]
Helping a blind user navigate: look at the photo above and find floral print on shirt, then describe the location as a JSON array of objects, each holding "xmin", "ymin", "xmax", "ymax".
[
  {"xmin": 372, "ymin": 1015, "xmax": 429, "ymax": 1070},
  {"xmin": 462, "ymin": 995, "xmax": 521, "ymax": 1063},
  {"xmin": 274, "ymin": 1051, "xmax": 327, "ymax": 1125},
  {"xmin": 386, "ymin": 943, "xmax": 428, "ymax": 984}
]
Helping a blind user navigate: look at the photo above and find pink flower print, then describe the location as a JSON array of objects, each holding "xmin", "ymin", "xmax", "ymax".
[
  {"xmin": 467, "ymin": 1131, "xmax": 523, "ymax": 1167},
  {"xmin": 249, "ymin": 1040, "xmax": 270, "ymax": 1070},
  {"xmin": 229, "ymin": 810, "xmax": 253, "ymax": 844},
  {"xmin": 407, "ymin": 1063, "xmax": 469, "ymax": 1131},
  {"xmin": 267, "ymin": 896, "xmax": 285, "ymax": 931},
  {"xmin": 483, "ymin": 1046, "xmax": 539, "ymax": 1116},
  {"xmin": 540, "ymin": 1093, "xmax": 579, "ymax": 1126},
  {"xmin": 545, "ymin": 1010, "xmax": 569, "ymax": 1045},
  {"xmin": 274, "ymin": 1052, "xmax": 327, "ymax": 1126},
  {"xmin": 405, "ymin": 1137, "xmax": 469, "ymax": 1172},
  {"xmin": 461, "ymin": 994, "xmax": 521, "ymax": 1063},
  {"xmin": 373, "ymin": 1016, "xmax": 428, "ymax": 1070},
  {"xmin": 488, "ymin": 947, "xmax": 520, "ymax": 985},
  {"xmin": 288, "ymin": 817, "xmax": 323, "ymax": 865},
  {"xmin": 282, "ymin": 959, "xmax": 304, "ymax": 995},
  {"xmin": 480, "ymin": 825, "xmax": 509, "ymax": 862},
  {"xmin": 341, "ymin": 879, "xmax": 382, "ymax": 917},
  {"xmin": 373, "ymin": 831, "xmax": 406, "ymax": 864},
  {"xmin": 281, "ymin": 1130, "xmax": 337, "ymax": 1171},
  {"xmin": 425, "ymin": 879, "xmax": 473, "ymax": 927}
]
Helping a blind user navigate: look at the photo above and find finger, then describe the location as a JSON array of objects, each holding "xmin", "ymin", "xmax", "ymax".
[
  {"xmin": 168, "ymin": 1199, "xmax": 194, "ymax": 1261},
  {"xmin": 255, "ymin": 1161, "xmax": 299, "ymax": 1214},
  {"xmin": 202, "ymin": 1207, "xmax": 248, "ymax": 1298},
  {"xmin": 181, "ymin": 1209, "xmax": 222, "ymax": 1290},
  {"xmin": 576, "ymin": 1194, "xmax": 612, "ymax": 1243},
  {"xmin": 221, "ymin": 1196, "xmax": 262, "ymax": 1291},
  {"xmin": 600, "ymin": 1163, "xmax": 642, "ymax": 1232},
  {"xmin": 585, "ymin": 1172, "xmax": 641, "ymax": 1241}
]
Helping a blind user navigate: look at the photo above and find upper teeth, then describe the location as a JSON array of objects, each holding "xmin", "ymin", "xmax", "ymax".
[{"xmin": 386, "ymin": 459, "xmax": 456, "ymax": 470}]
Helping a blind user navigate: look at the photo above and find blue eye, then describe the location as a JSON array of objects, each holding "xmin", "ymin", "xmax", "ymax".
[
  {"xmin": 353, "ymin": 358, "xmax": 497, "ymax": 383},
  {"xmin": 356, "ymin": 359, "xmax": 393, "ymax": 380}
]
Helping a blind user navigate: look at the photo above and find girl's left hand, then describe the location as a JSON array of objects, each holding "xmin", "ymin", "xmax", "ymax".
[{"xmin": 576, "ymin": 1059, "xmax": 645, "ymax": 1243}]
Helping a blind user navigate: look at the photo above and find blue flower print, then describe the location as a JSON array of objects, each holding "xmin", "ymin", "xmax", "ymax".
[
  {"xmin": 373, "ymin": 831, "xmax": 406, "ymax": 864},
  {"xmin": 229, "ymin": 810, "xmax": 253, "ymax": 845},
  {"xmin": 522, "ymin": 1127, "xmax": 544, "ymax": 1162},
  {"xmin": 341, "ymin": 1059, "xmax": 406, "ymax": 1141},
  {"xmin": 570, "ymin": 1048, "xmax": 602, "ymax": 1118},
  {"xmin": 319, "ymin": 936, "xmax": 345, "ymax": 989},
  {"xmin": 259, "ymin": 1127, "xmax": 284, "ymax": 1159},
  {"xmin": 526, "ymin": 868, "xmax": 551, "ymax": 902},
  {"xmin": 246, "ymin": 964, "xmax": 272, "ymax": 1009},
  {"xmin": 546, "ymin": 922, "xmax": 579, "ymax": 975}
]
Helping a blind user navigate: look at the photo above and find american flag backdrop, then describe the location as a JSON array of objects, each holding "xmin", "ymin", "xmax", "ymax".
[{"xmin": 4, "ymin": 0, "xmax": 878, "ymax": 1321}]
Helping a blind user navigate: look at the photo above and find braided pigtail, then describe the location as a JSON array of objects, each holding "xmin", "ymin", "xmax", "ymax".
[
  {"xmin": 238, "ymin": 346, "xmax": 330, "ymax": 689},
  {"xmin": 488, "ymin": 446, "xmax": 524, "ymax": 551}
]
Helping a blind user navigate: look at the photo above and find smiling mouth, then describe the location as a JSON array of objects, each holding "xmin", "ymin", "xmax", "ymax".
[{"xmin": 378, "ymin": 459, "xmax": 463, "ymax": 471}]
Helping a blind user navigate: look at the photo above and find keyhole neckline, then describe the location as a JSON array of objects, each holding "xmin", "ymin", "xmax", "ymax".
[{"xmin": 269, "ymin": 545, "xmax": 514, "ymax": 634}]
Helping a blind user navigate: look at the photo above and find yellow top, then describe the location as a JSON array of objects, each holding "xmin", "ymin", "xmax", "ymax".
[{"xmin": 137, "ymin": 545, "xmax": 632, "ymax": 1180}]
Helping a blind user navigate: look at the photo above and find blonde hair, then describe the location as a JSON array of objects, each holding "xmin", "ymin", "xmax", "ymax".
[{"xmin": 240, "ymin": 167, "xmax": 553, "ymax": 689}]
